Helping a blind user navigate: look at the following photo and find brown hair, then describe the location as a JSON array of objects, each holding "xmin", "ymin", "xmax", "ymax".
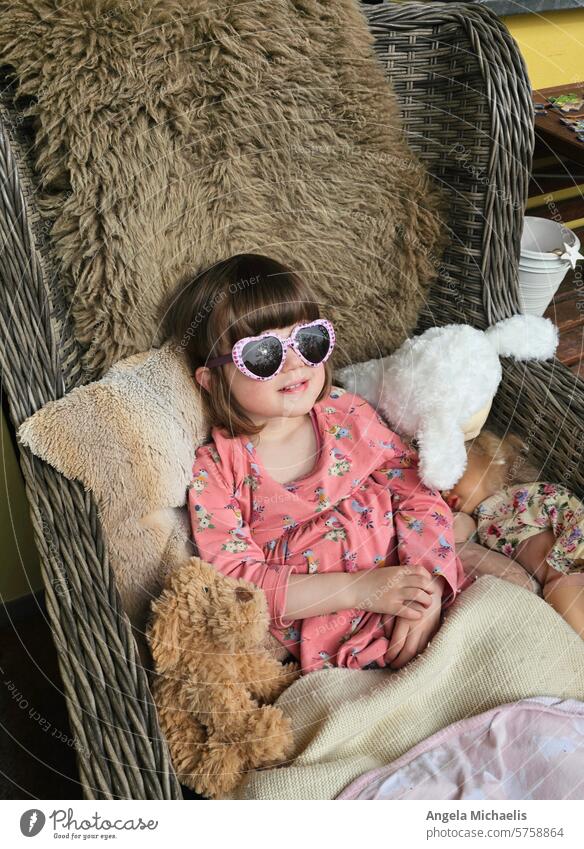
[
  {"xmin": 158, "ymin": 253, "xmax": 333, "ymax": 438},
  {"xmin": 467, "ymin": 429, "xmax": 541, "ymax": 493}
]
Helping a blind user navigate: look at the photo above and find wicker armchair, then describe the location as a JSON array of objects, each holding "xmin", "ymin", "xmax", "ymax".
[{"xmin": 0, "ymin": 1, "xmax": 581, "ymax": 800}]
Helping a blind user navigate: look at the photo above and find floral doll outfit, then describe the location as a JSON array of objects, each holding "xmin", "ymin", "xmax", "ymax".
[
  {"xmin": 187, "ymin": 387, "xmax": 472, "ymax": 674},
  {"xmin": 475, "ymin": 482, "xmax": 584, "ymax": 587}
]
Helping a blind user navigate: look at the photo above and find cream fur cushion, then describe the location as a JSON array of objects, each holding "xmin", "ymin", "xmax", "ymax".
[{"xmin": 17, "ymin": 342, "xmax": 204, "ymax": 664}]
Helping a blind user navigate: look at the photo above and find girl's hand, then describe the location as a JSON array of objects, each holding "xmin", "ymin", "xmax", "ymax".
[
  {"xmin": 383, "ymin": 575, "xmax": 446, "ymax": 668},
  {"xmin": 354, "ymin": 565, "xmax": 435, "ymax": 620}
]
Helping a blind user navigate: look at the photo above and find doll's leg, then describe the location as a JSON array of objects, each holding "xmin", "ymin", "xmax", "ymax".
[
  {"xmin": 456, "ymin": 540, "xmax": 539, "ymax": 594},
  {"xmin": 515, "ymin": 530, "xmax": 584, "ymax": 638},
  {"xmin": 515, "ymin": 532, "xmax": 584, "ymax": 636},
  {"xmin": 541, "ymin": 568, "xmax": 584, "ymax": 638},
  {"xmin": 514, "ymin": 530, "xmax": 556, "ymax": 585}
]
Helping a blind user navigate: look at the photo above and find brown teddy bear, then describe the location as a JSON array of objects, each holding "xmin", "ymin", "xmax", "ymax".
[{"xmin": 146, "ymin": 556, "xmax": 300, "ymax": 799}]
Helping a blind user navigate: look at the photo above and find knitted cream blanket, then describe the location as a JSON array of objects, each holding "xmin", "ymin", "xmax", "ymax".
[{"xmin": 227, "ymin": 576, "xmax": 584, "ymax": 800}]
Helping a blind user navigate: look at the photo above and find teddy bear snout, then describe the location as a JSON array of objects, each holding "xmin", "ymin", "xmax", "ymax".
[{"xmin": 235, "ymin": 587, "xmax": 254, "ymax": 603}]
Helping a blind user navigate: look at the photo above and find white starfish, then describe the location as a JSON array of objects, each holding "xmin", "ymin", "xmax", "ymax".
[{"xmin": 557, "ymin": 239, "xmax": 584, "ymax": 270}]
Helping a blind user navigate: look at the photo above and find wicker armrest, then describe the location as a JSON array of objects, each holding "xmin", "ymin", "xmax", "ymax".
[
  {"xmin": 488, "ymin": 358, "xmax": 584, "ymax": 500},
  {"xmin": 0, "ymin": 93, "xmax": 182, "ymax": 799}
]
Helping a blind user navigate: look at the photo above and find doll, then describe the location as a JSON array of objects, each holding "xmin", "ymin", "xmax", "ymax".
[{"xmin": 442, "ymin": 430, "xmax": 584, "ymax": 638}]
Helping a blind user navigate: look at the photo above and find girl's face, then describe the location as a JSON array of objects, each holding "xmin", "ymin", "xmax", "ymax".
[
  {"xmin": 196, "ymin": 322, "xmax": 326, "ymax": 425},
  {"xmin": 442, "ymin": 451, "xmax": 499, "ymax": 514}
]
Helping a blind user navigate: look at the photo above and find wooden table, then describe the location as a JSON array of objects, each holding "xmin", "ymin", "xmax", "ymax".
[{"xmin": 534, "ymin": 83, "xmax": 584, "ymax": 166}]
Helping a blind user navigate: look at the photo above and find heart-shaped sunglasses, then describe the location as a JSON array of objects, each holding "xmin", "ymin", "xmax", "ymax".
[{"xmin": 205, "ymin": 318, "xmax": 335, "ymax": 380}]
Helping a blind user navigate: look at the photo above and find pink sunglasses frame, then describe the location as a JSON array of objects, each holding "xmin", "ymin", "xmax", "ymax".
[{"xmin": 204, "ymin": 318, "xmax": 336, "ymax": 381}]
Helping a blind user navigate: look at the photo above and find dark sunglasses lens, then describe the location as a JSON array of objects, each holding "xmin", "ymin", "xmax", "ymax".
[
  {"xmin": 241, "ymin": 336, "xmax": 283, "ymax": 377},
  {"xmin": 296, "ymin": 324, "xmax": 331, "ymax": 364}
]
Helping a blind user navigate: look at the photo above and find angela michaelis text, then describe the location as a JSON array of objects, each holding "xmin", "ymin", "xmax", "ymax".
[{"xmin": 426, "ymin": 810, "xmax": 528, "ymax": 823}]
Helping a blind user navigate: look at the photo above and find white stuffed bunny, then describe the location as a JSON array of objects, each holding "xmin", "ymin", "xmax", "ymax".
[{"xmin": 335, "ymin": 315, "xmax": 558, "ymax": 491}]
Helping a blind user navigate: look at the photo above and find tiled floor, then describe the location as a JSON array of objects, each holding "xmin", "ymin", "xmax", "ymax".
[
  {"xmin": 0, "ymin": 600, "xmax": 82, "ymax": 799},
  {"xmin": 0, "ymin": 599, "xmax": 197, "ymax": 799}
]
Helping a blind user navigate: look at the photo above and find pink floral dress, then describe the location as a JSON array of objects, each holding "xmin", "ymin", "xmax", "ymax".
[
  {"xmin": 188, "ymin": 387, "xmax": 472, "ymax": 674},
  {"xmin": 475, "ymin": 482, "xmax": 584, "ymax": 581}
]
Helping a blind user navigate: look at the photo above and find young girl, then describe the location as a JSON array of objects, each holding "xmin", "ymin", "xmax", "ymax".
[
  {"xmin": 442, "ymin": 430, "xmax": 584, "ymax": 638},
  {"xmin": 162, "ymin": 253, "xmax": 473, "ymax": 674}
]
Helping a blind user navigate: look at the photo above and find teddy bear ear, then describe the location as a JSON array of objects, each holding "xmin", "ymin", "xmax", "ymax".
[
  {"xmin": 416, "ymin": 416, "xmax": 468, "ymax": 491},
  {"xmin": 147, "ymin": 595, "xmax": 181, "ymax": 673},
  {"xmin": 188, "ymin": 555, "xmax": 216, "ymax": 583}
]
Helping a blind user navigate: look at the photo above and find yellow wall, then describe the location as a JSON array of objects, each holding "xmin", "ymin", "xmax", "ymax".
[{"xmin": 503, "ymin": 9, "xmax": 584, "ymax": 89}]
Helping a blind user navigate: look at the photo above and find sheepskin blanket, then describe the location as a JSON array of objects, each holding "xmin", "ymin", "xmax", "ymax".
[
  {"xmin": 225, "ymin": 577, "xmax": 584, "ymax": 800},
  {"xmin": 0, "ymin": 0, "xmax": 448, "ymax": 379}
]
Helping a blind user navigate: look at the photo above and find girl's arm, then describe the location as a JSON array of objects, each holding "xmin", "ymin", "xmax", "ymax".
[
  {"xmin": 285, "ymin": 567, "xmax": 433, "ymax": 621},
  {"xmin": 283, "ymin": 572, "xmax": 358, "ymax": 619},
  {"xmin": 189, "ymin": 446, "xmax": 430, "ymax": 626},
  {"xmin": 189, "ymin": 449, "xmax": 299, "ymax": 630}
]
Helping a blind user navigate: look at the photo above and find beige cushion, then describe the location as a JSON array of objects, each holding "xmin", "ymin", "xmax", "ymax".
[{"xmin": 17, "ymin": 342, "xmax": 205, "ymax": 663}]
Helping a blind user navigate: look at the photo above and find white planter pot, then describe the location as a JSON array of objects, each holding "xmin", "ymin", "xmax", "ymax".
[
  {"xmin": 518, "ymin": 265, "xmax": 570, "ymax": 315},
  {"xmin": 521, "ymin": 216, "xmax": 579, "ymax": 259},
  {"xmin": 518, "ymin": 217, "xmax": 580, "ymax": 316},
  {"xmin": 519, "ymin": 255, "xmax": 570, "ymax": 272}
]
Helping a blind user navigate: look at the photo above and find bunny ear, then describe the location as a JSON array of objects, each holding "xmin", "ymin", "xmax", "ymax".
[
  {"xmin": 484, "ymin": 315, "xmax": 558, "ymax": 361},
  {"xmin": 416, "ymin": 416, "xmax": 468, "ymax": 491},
  {"xmin": 146, "ymin": 593, "xmax": 181, "ymax": 673}
]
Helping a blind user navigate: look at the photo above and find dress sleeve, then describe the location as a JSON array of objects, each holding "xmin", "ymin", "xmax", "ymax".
[
  {"xmin": 188, "ymin": 444, "xmax": 297, "ymax": 629},
  {"xmin": 356, "ymin": 397, "xmax": 462, "ymax": 608}
]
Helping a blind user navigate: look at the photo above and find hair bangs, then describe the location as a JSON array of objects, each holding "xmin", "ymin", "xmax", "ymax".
[{"xmin": 211, "ymin": 266, "xmax": 320, "ymax": 355}]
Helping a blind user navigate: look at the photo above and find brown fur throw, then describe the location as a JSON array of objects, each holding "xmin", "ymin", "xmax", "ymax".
[{"xmin": 0, "ymin": 0, "xmax": 449, "ymax": 379}]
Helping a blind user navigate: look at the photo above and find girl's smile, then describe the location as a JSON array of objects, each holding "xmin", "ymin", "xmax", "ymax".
[{"xmin": 279, "ymin": 378, "xmax": 309, "ymax": 393}]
